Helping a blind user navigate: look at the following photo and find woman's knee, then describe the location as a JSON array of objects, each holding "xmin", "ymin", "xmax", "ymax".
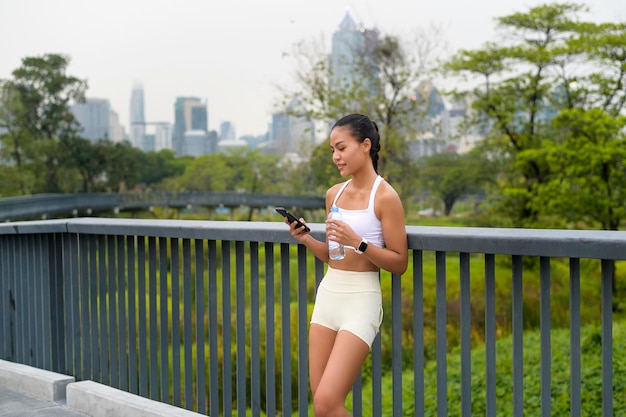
[{"xmin": 313, "ymin": 390, "xmax": 345, "ymax": 417}]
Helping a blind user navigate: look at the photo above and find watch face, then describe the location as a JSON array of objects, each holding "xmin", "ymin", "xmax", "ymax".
[{"xmin": 358, "ymin": 240, "xmax": 368, "ymax": 252}]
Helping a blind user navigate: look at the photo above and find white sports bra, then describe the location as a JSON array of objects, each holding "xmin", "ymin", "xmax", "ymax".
[{"xmin": 332, "ymin": 175, "xmax": 385, "ymax": 249}]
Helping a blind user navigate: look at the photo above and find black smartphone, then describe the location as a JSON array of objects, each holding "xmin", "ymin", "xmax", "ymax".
[{"xmin": 275, "ymin": 207, "xmax": 311, "ymax": 232}]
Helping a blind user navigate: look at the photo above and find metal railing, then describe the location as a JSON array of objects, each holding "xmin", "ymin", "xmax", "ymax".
[
  {"xmin": 0, "ymin": 218, "xmax": 623, "ymax": 416},
  {"xmin": 0, "ymin": 192, "xmax": 325, "ymax": 221}
]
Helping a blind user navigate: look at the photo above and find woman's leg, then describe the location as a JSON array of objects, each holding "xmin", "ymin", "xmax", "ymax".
[
  {"xmin": 309, "ymin": 323, "xmax": 337, "ymax": 397},
  {"xmin": 311, "ymin": 329, "xmax": 370, "ymax": 417}
]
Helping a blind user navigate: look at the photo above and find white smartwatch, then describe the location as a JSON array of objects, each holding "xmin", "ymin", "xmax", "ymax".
[{"xmin": 354, "ymin": 238, "xmax": 368, "ymax": 254}]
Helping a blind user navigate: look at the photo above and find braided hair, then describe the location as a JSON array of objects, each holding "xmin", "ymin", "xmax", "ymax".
[{"xmin": 332, "ymin": 114, "xmax": 381, "ymax": 173}]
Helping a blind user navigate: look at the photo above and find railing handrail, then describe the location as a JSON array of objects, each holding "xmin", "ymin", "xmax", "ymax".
[
  {"xmin": 1, "ymin": 217, "xmax": 625, "ymax": 260},
  {"xmin": 0, "ymin": 192, "xmax": 326, "ymax": 221}
]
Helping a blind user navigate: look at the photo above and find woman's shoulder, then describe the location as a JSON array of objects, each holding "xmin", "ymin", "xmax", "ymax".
[
  {"xmin": 374, "ymin": 178, "xmax": 403, "ymax": 217},
  {"xmin": 376, "ymin": 177, "xmax": 401, "ymax": 202},
  {"xmin": 325, "ymin": 181, "xmax": 349, "ymax": 202}
]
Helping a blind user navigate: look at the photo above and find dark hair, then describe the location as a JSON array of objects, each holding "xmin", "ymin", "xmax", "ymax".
[{"xmin": 332, "ymin": 113, "xmax": 381, "ymax": 173}]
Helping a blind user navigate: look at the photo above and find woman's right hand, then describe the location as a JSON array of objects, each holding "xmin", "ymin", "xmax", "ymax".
[{"xmin": 285, "ymin": 217, "xmax": 310, "ymax": 242}]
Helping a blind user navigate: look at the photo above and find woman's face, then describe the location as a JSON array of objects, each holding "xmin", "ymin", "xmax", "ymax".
[{"xmin": 329, "ymin": 126, "xmax": 370, "ymax": 177}]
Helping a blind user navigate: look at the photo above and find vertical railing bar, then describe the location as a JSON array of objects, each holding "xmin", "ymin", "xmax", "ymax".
[
  {"xmin": 24, "ymin": 234, "xmax": 41, "ymax": 367},
  {"xmin": 107, "ymin": 235, "xmax": 118, "ymax": 388},
  {"xmin": 97, "ymin": 235, "xmax": 108, "ymax": 385},
  {"xmin": 512, "ymin": 255, "xmax": 523, "ymax": 417},
  {"xmin": 117, "ymin": 235, "xmax": 127, "ymax": 392},
  {"xmin": 170, "ymin": 238, "xmax": 181, "ymax": 406},
  {"xmin": 69, "ymin": 234, "xmax": 80, "ymax": 378},
  {"xmin": 195, "ymin": 239, "xmax": 206, "ymax": 414},
  {"xmin": 28, "ymin": 235, "xmax": 36, "ymax": 366},
  {"xmin": 249, "ymin": 241, "xmax": 261, "ymax": 417},
  {"xmin": 7, "ymin": 235, "xmax": 15, "ymax": 362},
  {"xmin": 29, "ymin": 235, "xmax": 37, "ymax": 367},
  {"xmin": 601, "ymin": 259, "xmax": 613, "ymax": 417},
  {"xmin": 264, "ymin": 242, "xmax": 276, "ymax": 417},
  {"xmin": 148, "ymin": 236, "xmax": 158, "ymax": 400},
  {"xmin": 14, "ymin": 235, "xmax": 24, "ymax": 364},
  {"xmin": 353, "ymin": 373, "xmax": 362, "ymax": 417},
  {"xmin": 34, "ymin": 235, "xmax": 46, "ymax": 369},
  {"xmin": 435, "ymin": 251, "xmax": 447, "ymax": 417},
  {"xmin": 222, "ymin": 240, "xmax": 233, "ymax": 417},
  {"xmin": 392, "ymin": 271, "xmax": 402, "ymax": 417},
  {"xmin": 280, "ymin": 243, "xmax": 292, "ymax": 417},
  {"xmin": 297, "ymin": 245, "xmax": 309, "ymax": 417},
  {"xmin": 42, "ymin": 234, "xmax": 54, "ymax": 370},
  {"xmin": 51, "ymin": 233, "xmax": 66, "ymax": 373},
  {"xmin": 159, "ymin": 236, "xmax": 169, "ymax": 402},
  {"xmin": 79, "ymin": 234, "xmax": 90, "ymax": 378},
  {"xmin": 236, "ymin": 240, "xmax": 246, "ymax": 417},
  {"xmin": 88, "ymin": 235, "xmax": 99, "ymax": 381},
  {"xmin": 208, "ymin": 240, "xmax": 220, "ymax": 417},
  {"xmin": 484, "ymin": 254, "xmax": 496, "ymax": 417},
  {"xmin": 413, "ymin": 250, "xmax": 424, "ymax": 417},
  {"xmin": 459, "ymin": 252, "xmax": 471, "ymax": 417},
  {"xmin": 569, "ymin": 258, "xmax": 581, "ymax": 417},
  {"xmin": 371, "ymin": 331, "xmax": 382, "ymax": 417},
  {"xmin": 14, "ymin": 235, "xmax": 23, "ymax": 364},
  {"xmin": 1, "ymin": 236, "xmax": 10, "ymax": 360},
  {"xmin": 539, "ymin": 256, "xmax": 551, "ymax": 417},
  {"xmin": 34, "ymin": 235, "xmax": 43, "ymax": 368},
  {"xmin": 137, "ymin": 236, "xmax": 148, "ymax": 398},
  {"xmin": 182, "ymin": 238, "xmax": 193, "ymax": 409},
  {"xmin": 11, "ymin": 235, "xmax": 19, "ymax": 363},
  {"xmin": 127, "ymin": 235, "xmax": 137, "ymax": 395},
  {"xmin": 20, "ymin": 234, "xmax": 34, "ymax": 366}
]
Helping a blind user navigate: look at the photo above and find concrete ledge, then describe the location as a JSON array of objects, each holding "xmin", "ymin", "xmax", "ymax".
[
  {"xmin": 0, "ymin": 359, "xmax": 75, "ymax": 403},
  {"xmin": 67, "ymin": 380, "xmax": 205, "ymax": 417}
]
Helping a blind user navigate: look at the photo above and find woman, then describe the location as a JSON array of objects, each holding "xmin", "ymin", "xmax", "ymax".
[{"xmin": 284, "ymin": 113, "xmax": 408, "ymax": 417}]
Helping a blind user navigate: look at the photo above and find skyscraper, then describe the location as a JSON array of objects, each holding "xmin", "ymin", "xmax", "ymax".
[
  {"xmin": 219, "ymin": 121, "xmax": 236, "ymax": 142},
  {"xmin": 129, "ymin": 82, "xmax": 146, "ymax": 149},
  {"xmin": 173, "ymin": 97, "xmax": 208, "ymax": 155},
  {"xmin": 270, "ymin": 98, "xmax": 315, "ymax": 159},
  {"xmin": 70, "ymin": 98, "xmax": 111, "ymax": 142},
  {"xmin": 329, "ymin": 11, "xmax": 379, "ymax": 94}
]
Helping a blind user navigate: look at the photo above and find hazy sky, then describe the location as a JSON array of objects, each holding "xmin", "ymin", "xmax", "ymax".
[{"xmin": 1, "ymin": 0, "xmax": 625, "ymax": 137}]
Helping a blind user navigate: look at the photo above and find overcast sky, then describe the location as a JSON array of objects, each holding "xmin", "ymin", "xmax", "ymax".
[{"xmin": 1, "ymin": 0, "xmax": 625, "ymax": 137}]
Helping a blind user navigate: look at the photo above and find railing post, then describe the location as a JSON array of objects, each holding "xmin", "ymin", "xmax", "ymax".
[{"xmin": 48, "ymin": 233, "xmax": 67, "ymax": 374}]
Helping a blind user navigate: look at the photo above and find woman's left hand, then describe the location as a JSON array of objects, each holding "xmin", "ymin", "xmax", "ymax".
[{"xmin": 325, "ymin": 218, "xmax": 358, "ymax": 247}]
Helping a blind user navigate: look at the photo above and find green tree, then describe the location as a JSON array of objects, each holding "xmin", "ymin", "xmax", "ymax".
[
  {"xmin": 103, "ymin": 141, "xmax": 144, "ymax": 192},
  {"xmin": 138, "ymin": 149, "xmax": 188, "ymax": 189},
  {"xmin": 419, "ymin": 151, "xmax": 493, "ymax": 216},
  {"xmin": 443, "ymin": 3, "xmax": 626, "ymax": 228},
  {"xmin": 58, "ymin": 137, "xmax": 108, "ymax": 192},
  {"xmin": 521, "ymin": 108, "xmax": 626, "ymax": 231},
  {"xmin": 0, "ymin": 54, "xmax": 87, "ymax": 193}
]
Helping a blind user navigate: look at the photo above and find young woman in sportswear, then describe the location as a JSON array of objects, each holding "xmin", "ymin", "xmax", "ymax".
[{"xmin": 283, "ymin": 113, "xmax": 408, "ymax": 417}]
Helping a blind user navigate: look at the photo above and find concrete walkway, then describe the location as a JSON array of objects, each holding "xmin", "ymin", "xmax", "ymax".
[
  {"xmin": 0, "ymin": 360, "xmax": 206, "ymax": 417},
  {"xmin": 0, "ymin": 385, "xmax": 88, "ymax": 417}
]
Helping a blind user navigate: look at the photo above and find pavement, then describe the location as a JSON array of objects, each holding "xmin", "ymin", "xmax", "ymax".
[{"xmin": 0, "ymin": 385, "xmax": 88, "ymax": 417}]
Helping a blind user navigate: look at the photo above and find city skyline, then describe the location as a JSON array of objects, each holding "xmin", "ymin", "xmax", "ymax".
[{"xmin": 1, "ymin": 0, "xmax": 625, "ymax": 137}]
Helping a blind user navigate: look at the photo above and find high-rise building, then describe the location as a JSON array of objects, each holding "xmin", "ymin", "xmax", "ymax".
[
  {"xmin": 182, "ymin": 130, "xmax": 209, "ymax": 157},
  {"xmin": 269, "ymin": 98, "xmax": 315, "ymax": 159},
  {"xmin": 329, "ymin": 11, "xmax": 379, "ymax": 94},
  {"xmin": 108, "ymin": 109, "xmax": 125, "ymax": 143},
  {"xmin": 70, "ymin": 98, "xmax": 111, "ymax": 142},
  {"xmin": 219, "ymin": 121, "xmax": 236, "ymax": 141},
  {"xmin": 153, "ymin": 122, "xmax": 173, "ymax": 152},
  {"xmin": 130, "ymin": 82, "xmax": 146, "ymax": 149},
  {"xmin": 173, "ymin": 97, "xmax": 208, "ymax": 155}
]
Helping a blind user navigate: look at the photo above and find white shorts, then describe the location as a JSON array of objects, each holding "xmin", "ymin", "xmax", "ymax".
[{"xmin": 310, "ymin": 266, "xmax": 383, "ymax": 348}]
